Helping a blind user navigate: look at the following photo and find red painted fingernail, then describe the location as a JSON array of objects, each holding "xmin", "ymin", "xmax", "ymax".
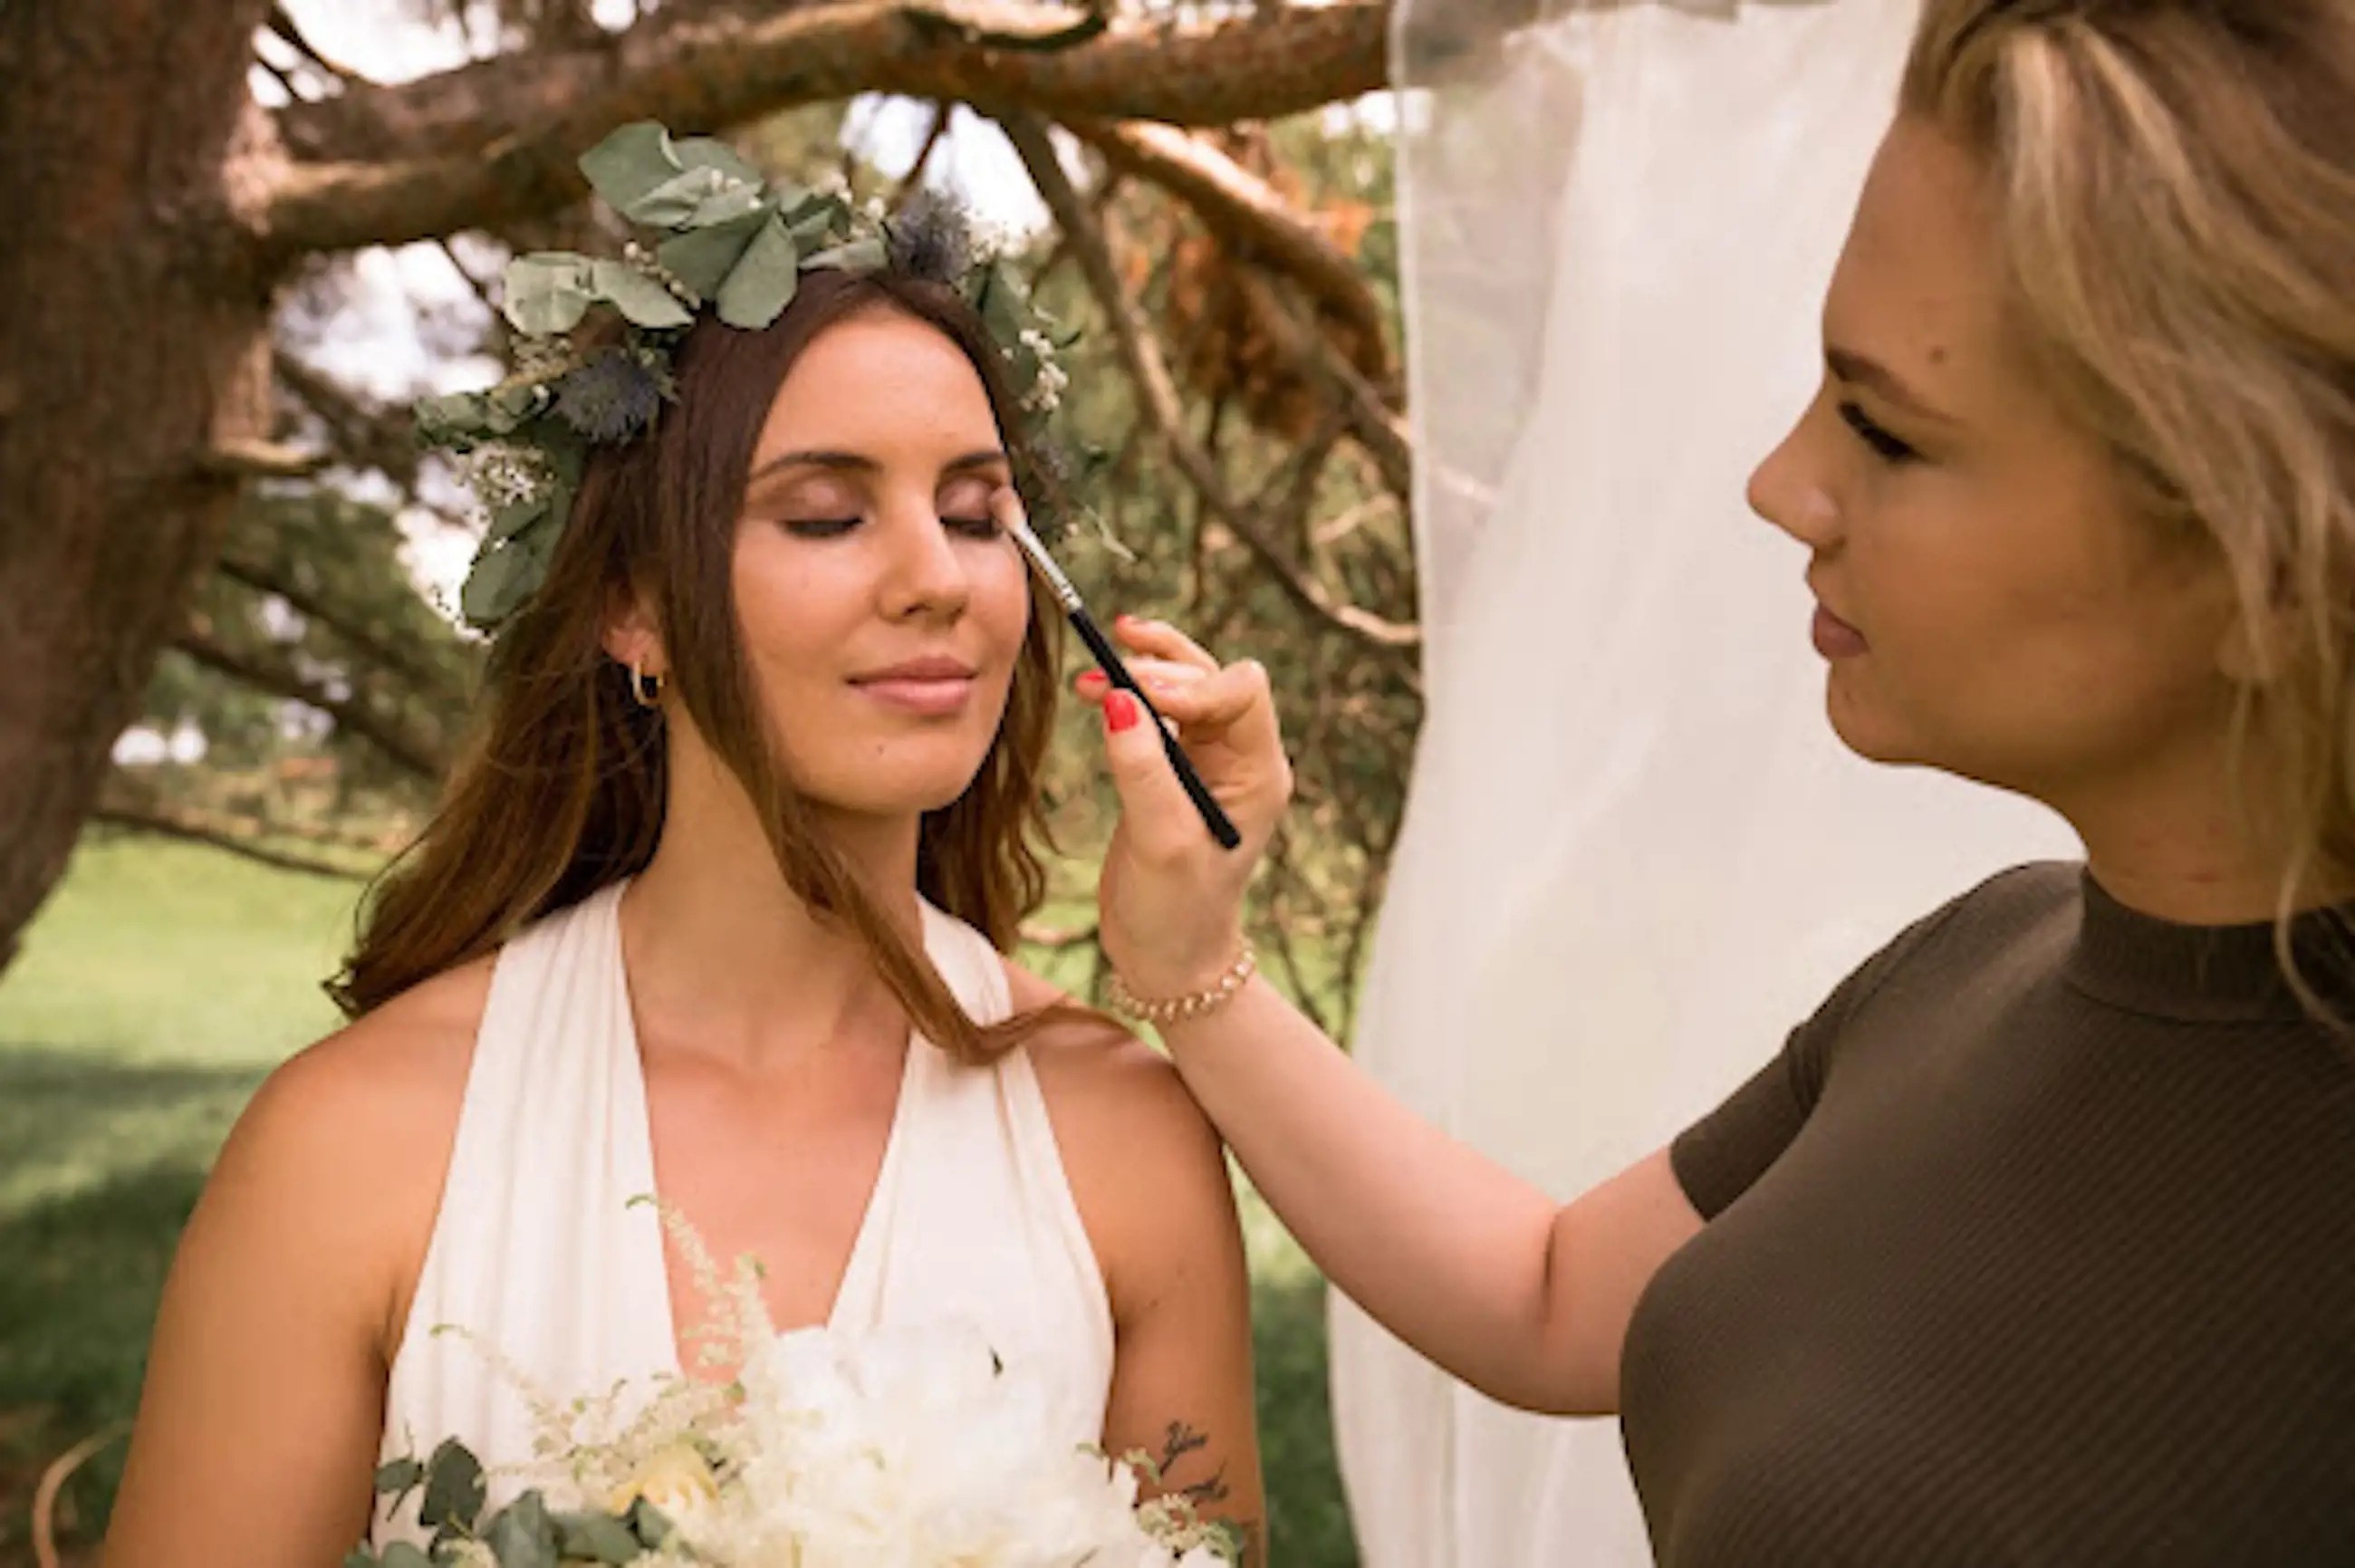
[
  {"xmin": 1075, "ymin": 669, "xmax": 1108, "ymax": 689},
  {"xmin": 1105, "ymin": 691, "xmax": 1141, "ymax": 733}
]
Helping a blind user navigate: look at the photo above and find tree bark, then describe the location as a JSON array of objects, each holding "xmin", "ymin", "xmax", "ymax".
[
  {"xmin": 0, "ymin": 0, "xmax": 278, "ymax": 974},
  {"xmin": 259, "ymin": 1, "xmax": 1389, "ymax": 257}
]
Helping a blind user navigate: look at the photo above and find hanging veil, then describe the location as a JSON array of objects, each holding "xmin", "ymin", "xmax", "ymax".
[{"xmin": 1336, "ymin": 2, "xmax": 2075, "ymax": 1563}]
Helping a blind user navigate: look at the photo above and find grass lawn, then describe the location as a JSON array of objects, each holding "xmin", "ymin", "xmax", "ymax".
[{"xmin": 0, "ymin": 833, "xmax": 1357, "ymax": 1565}]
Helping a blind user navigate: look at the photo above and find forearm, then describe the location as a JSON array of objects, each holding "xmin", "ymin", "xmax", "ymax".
[{"xmin": 1159, "ymin": 976, "xmax": 1572, "ymax": 1409}]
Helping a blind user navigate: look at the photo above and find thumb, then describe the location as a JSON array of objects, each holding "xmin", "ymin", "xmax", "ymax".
[{"xmin": 1098, "ymin": 688, "xmax": 1196, "ymax": 860}]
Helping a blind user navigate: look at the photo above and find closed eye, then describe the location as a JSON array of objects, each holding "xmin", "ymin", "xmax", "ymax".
[
  {"xmin": 1838, "ymin": 402, "xmax": 1920, "ymax": 465},
  {"xmin": 946, "ymin": 513, "xmax": 1003, "ymax": 541},
  {"xmin": 783, "ymin": 517, "xmax": 861, "ymax": 539}
]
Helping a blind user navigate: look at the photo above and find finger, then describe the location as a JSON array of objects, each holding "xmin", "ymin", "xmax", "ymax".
[
  {"xmin": 1095, "ymin": 688, "xmax": 1199, "ymax": 860},
  {"xmin": 1101, "ymin": 657, "xmax": 1270, "ymax": 738},
  {"xmin": 1113, "ymin": 616, "xmax": 1220, "ymax": 675},
  {"xmin": 1072, "ymin": 659, "xmax": 1207, "ymax": 703},
  {"xmin": 1182, "ymin": 658, "xmax": 1283, "ymax": 762}
]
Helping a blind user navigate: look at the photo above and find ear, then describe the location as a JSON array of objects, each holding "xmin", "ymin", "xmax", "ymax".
[{"xmin": 601, "ymin": 582, "xmax": 666, "ymax": 678}]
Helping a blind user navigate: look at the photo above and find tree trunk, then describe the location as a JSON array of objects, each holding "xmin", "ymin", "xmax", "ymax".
[{"xmin": 0, "ymin": 0, "xmax": 276, "ymax": 973}]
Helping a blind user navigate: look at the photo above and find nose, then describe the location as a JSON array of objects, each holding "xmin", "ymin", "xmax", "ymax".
[
  {"xmin": 880, "ymin": 503, "xmax": 972, "ymax": 622},
  {"xmin": 1746, "ymin": 399, "xmax": 1842, "ymax": 553}
]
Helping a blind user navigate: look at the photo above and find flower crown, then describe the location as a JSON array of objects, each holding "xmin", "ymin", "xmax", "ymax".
[{"xmin": 414, "ymin": 121, "xmax": 1076, "ymax": 632}]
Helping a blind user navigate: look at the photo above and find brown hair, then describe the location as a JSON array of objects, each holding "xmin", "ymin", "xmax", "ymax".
[
  {"xmin": 333, "ymin": 268, "xmax": 1070, "ymax": 1060},
  {"xmin": 1903, "ymin": 2, "xmax": 2355, "ymax": 944}
]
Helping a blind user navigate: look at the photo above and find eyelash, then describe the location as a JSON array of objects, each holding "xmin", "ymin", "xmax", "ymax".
[
  {"xmin": 783, "ymin": 514, "xmax": 1002, "ymax": 541},
  {"xmin": 1838, "ymin": 401, "xmax": 1920, "ymax": 465}
]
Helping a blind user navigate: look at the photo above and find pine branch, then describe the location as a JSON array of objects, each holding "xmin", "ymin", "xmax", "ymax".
[
  {"xmin": 91, "ymin": 801, "xmax": 372, "ymax": 880},
  {"xmin": 1062, "ymin": 115, "xmax": 1394, "ymax": 390},
  {"xmin": 1232, "ymin": 268, "xmax": 1411, "ymax": 497},
  {"xmin": 998, "ymin": 109, "xmax": 1419, "ymax": 657},
  {"xmin": 210, "ymin": 551, "xmax": 465, "ymax": 704},
  {"xmin": 173, "ymin": 622, "xmax": 448, "ymax": 779}
]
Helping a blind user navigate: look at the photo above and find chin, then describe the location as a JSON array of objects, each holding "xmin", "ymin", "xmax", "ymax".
[
  {"xmin": 804, "ymin": 748, "xmax": 994, "ymax": 822},
  {"xmin": 1823, "ymin": 680, "xmax": 1927, "ymax": 769}
]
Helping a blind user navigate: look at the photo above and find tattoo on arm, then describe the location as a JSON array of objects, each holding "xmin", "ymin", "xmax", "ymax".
[{"xmin": 1151, "ymin": 1422, "xmax": 1262, "ymax": 1564}]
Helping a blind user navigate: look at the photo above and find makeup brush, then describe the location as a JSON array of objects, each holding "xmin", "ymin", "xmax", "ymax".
[{"xmin": 1003, "ymin": 512, "xmax": 1244, "ymax": 851}]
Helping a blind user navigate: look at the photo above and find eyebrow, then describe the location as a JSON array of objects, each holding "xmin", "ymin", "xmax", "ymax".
[
  {"xmin": 746, "ymin": 447, "xmax": 1011, "ymax": 486},
  {"xmin": 1826, "ymin": 347, "xmax": 1955, "ymax": 425}
]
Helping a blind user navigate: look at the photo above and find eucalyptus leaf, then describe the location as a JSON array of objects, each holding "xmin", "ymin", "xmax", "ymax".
[
  {"xmin": 625, "ymin": 165, "xmax": 752, "ymax": 229},
  {"xmin": 682, "ymin": 182, "xmax": 768, "ymax": 232},
  {"xmin": 418, "ymin": 1438, "xmax": 487, "ymax": 1531},
  {"xmin": 484, "ymin": 1491, "xmax": 558, "ymax": 1568},
  {"xmin": 588, "ymin": 259, "xmax": 693, "ymax": 329},
  {"xmin": 502, "ymin": 254, "xmax": 595, "ymax": 337},
  {"xmin": 766, "ymin": 178, "xmax": 817, "ymax": 217},
  {"xmin": 485, "ymin": 380, "xmax": 551, "ymax": 432},
  {"xmin": 803, "ymin": 236, "xmax": 887, "ymax": 274},
  {"xmin": 656, "ymin": 209, "xmax": 765, "ymax": 301},
  {"xmin": 629, "ymin": 1499, "xmax": 678, "ymax": 1546},
  {"xmin": 374, "ymin": 1457, "xmax": 426, "ymax": 1496},
  {"xmin": 343, "ymin": 1551, "xmax": 380, "ymax": 1568},
  {"xmin": 577, "ymin": 122, "xmax": 684, "ymax": 216},
  {"xmin": 379, "ymin": 1545, "xmax": 433, "ymax": 1568},
  {"xmin": 715, "ymin": 214, "xmax": 801, "ymax": 328},
  {"xmin": 786, "ymin": 206, "xmax": 842, "ymax": 255},
  {"xmin": 485, "ymin": 494, "xmax": 550, "ymax": 545},
  {"xmin": 552, "ymin": 1512, "xmax": 645, "ymax": 1563},
  {"xmin": 977, "ymin": 260, "xmax": 1026, "ymax": 341},
  {"xmin": 670, "ymin": 135, "xmax": 764, "ymax": 189},
  {"xmin": 461, "ymin": 540, "xmax": 531, "ymax": 630},
  {"xmin": 543, "ymin": 432, "xmax": 589, "ymax": 486},
  {"xmin": 413, "ymin": 392, "xmax": 490, "ymax": 448}
]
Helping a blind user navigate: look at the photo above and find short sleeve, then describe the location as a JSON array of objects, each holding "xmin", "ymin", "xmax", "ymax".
[
  {"xmin": 1669, "ymin": 1029, "xmax": 1819, "ymax": 1220},
  {"xmin": 1664, "ymin": 868, "xmax": 2043, "ymax": 1219}
]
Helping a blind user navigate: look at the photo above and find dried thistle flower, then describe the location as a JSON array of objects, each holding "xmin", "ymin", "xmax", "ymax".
[
  {"xmin": 885, "ymin": 190, "xmax": 978, "ymax": 285},
  {"xmin": 553, "ymin": 348, "xmax": 668, "ymax": 444}
]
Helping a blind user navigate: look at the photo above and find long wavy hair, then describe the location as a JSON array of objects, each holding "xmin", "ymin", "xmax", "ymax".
[
  {"xmin": 332, "ymin": 267, "xmax": 1071, "ymax": 1061},
  {"xmin": 1904, "ymin": 1, "xmax": 2355, "ymax": 981}
]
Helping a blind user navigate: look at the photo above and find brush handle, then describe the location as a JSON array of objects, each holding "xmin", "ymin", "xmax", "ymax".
[{"xmin": 1070, "ymin": 609, "xmax": 1244, "ymax": 851}]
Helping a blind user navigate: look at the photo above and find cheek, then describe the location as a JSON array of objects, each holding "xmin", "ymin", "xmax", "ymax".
[
  {"xmin": 730, "ymin": 532, "xmax": 858, "ymax": 688},
  {"xmin": 1846, "ymin": 488, "xmax": 2226, "ymax": 764},
  {"xmin": 974, "ymin": 549, "xmax": 1036, "ymax": 666}
]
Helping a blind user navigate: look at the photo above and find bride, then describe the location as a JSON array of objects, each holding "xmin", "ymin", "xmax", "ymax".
[{"xmin": 101, "ymin": 193, "xmax": 1263, "ymax": 1563}]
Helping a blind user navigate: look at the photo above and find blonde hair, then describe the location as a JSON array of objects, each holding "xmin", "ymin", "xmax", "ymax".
[{"xmin": 1903, "ymin": 1, "xmax": 2355, "ymax": 941}]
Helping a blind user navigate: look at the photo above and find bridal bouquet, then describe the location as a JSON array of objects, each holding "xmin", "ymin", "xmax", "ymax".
[{"xmin": 350, "ymin": 1205, "xmax": 1239, "ymax": 1568}]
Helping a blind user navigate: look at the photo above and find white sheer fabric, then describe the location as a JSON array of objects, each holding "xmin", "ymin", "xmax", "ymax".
[{"xmin": 1336, "ymin": 2, "xmax": 2075, "ymax": 1563}]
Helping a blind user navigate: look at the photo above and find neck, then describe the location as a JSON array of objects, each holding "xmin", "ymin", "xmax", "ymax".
[
  {"xmin": 620, "ymin": 736, "xmax": 923, "ymax": 1070},
  {"xmin": 2043, "ymin": 723, "xmax": 2334, "ymax": 927}
]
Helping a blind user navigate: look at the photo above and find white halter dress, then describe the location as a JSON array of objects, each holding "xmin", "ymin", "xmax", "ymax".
[{"xmin": 374, "ymin": 881, "xmax": 1114, "ymax": 1540}]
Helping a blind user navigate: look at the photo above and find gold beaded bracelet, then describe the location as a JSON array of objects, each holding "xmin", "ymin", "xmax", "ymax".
[{"xmin": 1104, "ymin": 941, "xmax": 1259, "ymax": 1027}]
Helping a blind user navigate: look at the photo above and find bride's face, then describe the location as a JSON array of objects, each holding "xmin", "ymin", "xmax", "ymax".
[{"xmin": 728, "ymin": 307, "xmax": 1033, "ymax": 820}]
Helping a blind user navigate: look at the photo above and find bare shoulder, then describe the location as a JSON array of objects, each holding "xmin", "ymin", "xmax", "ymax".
[
  {"xmin": 1004, "ymin": 963, "xmax": 1238, "ymax": 1317},
  {"xmin": 204, "ymin": 955, "xmax": 495, "ymax": 1346},
  {"xmin": 1005, "ymin": 963, "xmax": 1221, "ymax": 1163},
  {"xmin": 242, "ymin": 954, "xmax": 490, "ymax": 1156}
]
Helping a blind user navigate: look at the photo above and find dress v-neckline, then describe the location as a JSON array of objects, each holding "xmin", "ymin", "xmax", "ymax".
[{"xmin": 603, "ymin": 882, "xmax": 925, "ymax": 1379}]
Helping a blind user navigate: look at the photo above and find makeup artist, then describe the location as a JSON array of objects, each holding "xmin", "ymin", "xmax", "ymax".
[{"xmin": 1071, "ymin": 2, "xmax": 2355, "ymax": 1562}]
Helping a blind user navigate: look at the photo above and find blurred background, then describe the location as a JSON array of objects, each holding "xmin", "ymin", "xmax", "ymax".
[{"xmin": 0, "ymin": 1, "xmax": 1410, "ymax": 1560}]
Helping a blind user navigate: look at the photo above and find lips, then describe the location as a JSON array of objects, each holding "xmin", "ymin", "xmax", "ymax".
[
  {"xmin": 1811, "ymin": 603, "xmax": 1868, "ymax": 659},
  {"xmin": 851, "ymin": 655, "xmax": 977, "ymax": 684},
  {"xmin": 848, "ymin": 655, "xmax": 979, "ymax": 717}
]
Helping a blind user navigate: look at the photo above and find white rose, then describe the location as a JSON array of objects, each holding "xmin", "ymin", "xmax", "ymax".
[{"xmin": 604, "ymin": 1438, "xmax": 719, "ymax": 1526}]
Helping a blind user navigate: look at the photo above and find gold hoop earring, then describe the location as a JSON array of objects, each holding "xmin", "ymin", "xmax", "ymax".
[{"xmin": 630, "ymin": 662, "xmax": 665, "ymax": 709}]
